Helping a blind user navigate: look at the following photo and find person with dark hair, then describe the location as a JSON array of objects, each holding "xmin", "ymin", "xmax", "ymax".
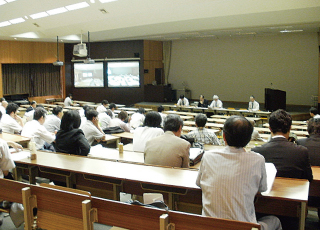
[
  {"xmin": 108, "ymin": 103, "xmax": 117, "ymax": 119},
  {"xmin": 21, "ymin": 108, "xmax": 55, "ymax": 150},
  {"xmin": 196, "ymin": 116, "xmax": 282, "ymax": 230},
  {"xmin": 248, "ymin": 95, "xmax": 259, "ymax": 111},
  {"xmin": 133, "ymin": 111, "xmax": 164, "ymax": 152},
  {"xmin": 44, "ymin": 106, "xmax": 63, "ymax": 132},
  {"xmin": 198, "ymin": 95, "xmax": 208, "ymax": 108},
  {"xmin": 186, "ymin": 114, "xmax": 220, "ymax": 145},
  {"xmin": 252, "ymin": 109, "xmax": 313, "ymax": 182},
  {"xmin": 109, "ymin": 110, "xmax": 131, "ymax": 132},
  {"xmin": 144, "ymin": 114, "xmax": 190, "ymax": 168},
  {"xmin": 130, "ymin": 107, "xmax": 146, "ymax": 129},
  {"xmin": 80, "ymin": 109, "xmax": 105, "ymax": 145},
  {"xmin": 157, "ymin": 105, "xmax": 166, "ymax": 127},
  {"xmin": 26, "ymin": 101, "xmax": 37, "ymax": 112},
  {"xmin": 64, "ymin": 93, "xmax": 74, "ymax": 107},
  {"xmin": 0, "ymin": 103, "xmax": 23, "ymax": 134},
  {"xmin": 55, "ymin": 110, "xmax": 90, "ymax": 156},
  {"xmin": 79, "ymin": 104, "xmax": 93, "ymax": 126},
  {"xmin": 96, "ymin": 100, "xmax": 109, "ymax": 113},
  {"xmin": 177, "ymin": 95, "xmax": 189, "ymax": 107},
  {"xmin": 309, "ymin": 107, "xmax": 318, "ymax": 118},
  {"xmin": 297, "ymin": 115, "xmax": 320, "ymax": 166}
]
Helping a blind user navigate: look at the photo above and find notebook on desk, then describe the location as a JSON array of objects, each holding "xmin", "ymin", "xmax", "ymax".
[
  {"xmin": 189, "ymin": 147, "xmax": 204, "ymax": 166},
  {"xmin": 261, "ymin": 162, "xmax": 277, "ymax": 195}
]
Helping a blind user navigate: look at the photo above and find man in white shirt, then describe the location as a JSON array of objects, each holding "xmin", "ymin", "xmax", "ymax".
[
  {"xmin": 177, "ymin": 95, "xmax": 189, "ymax": 107},
  {"xmin": 0, "ymin": 100, "xmax": 8, "ymax": 116},
  {"xmin": 64, "ymin": 93, "xmax": 73, "ymax": 107},
  {"xmin": 130, "ymin": 108, "xmax": 145, "ymax": 129},
  {"xmin": 96, "ymin": 100, "xmax": 109, "ymax": 114},
  {"xmin": 209, "ymin": 95, "xmax": 223, "ymax": 109},
  {"xmin": 44, "ymin": 106, "xmax": 63, "ymax": 133},
  {"xmin": 248, "ymin": 95, "xmax": 259, "ymax": 111},
  {"xmin": 80, "ymin": 110, "xmax": 106, "ymax": 145},
  {"xmin": 196, "ymin": 116, "xmax": 282, "ymax": 230},
  {"xmin": 21, "ymin": 108, "xmax": 56, "ymax": 150},
  {"xmin": 1, "ymin": 103, "xmax": 23, "ymax": 134},
  {"xmin": 109, "ymin": 111, "xmax": 131, "ymax": 132},
  {"xmin": 98, "ymin": 110, "xmax": 112, "ymax": 130}
]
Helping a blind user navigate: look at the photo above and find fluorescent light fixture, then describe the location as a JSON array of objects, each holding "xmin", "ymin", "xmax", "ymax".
[
  {"xmin": 47, "ymin": 7, "xmax": 68, "ymax": 15},
  {"xmin": 11, "ymin": 32, "xmax": 39, "ymax": 38},
  {"xmin": 59, "ymin": 34, "xmax": 81, "ymax": 41},
  {"xmin": 280, "ymin": 29, "xmax": 303, "ymax": 33},
  {"xmin": 90, "ymin": 0, "xmax": 95, "ymax": 3},
  {"xmin": 5, "ymin": 0, "xmax": 17, "ymax": 2},
  {"xmin": 30, "ymin": 11, "xmax": 49, "ymax": 19},
  {"xmin": 99, "ymin": 0, "xmax": 117, "ymax": 3},
  {"xmin": 66, "ymin": 2, "xmax": 89, "ymax": 11},
  {"xmin": 9, "ymin": 17, "xmax": 25, "ymax": 24},
  {"xmin": 0, "ymin": 21, "xmax": 11, "ymax": 27},
  {"xmin": 0, "ymin": 0, "xmax": 6, "ymax": 5}
]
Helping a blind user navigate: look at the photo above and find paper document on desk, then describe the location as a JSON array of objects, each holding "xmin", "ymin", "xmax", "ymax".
[
  {"xmin": 261, "ymin": 163, "xmax": 277, "ymax": 195},
  {"xmin": 189, "ymin": 148, "xmax": 204, "ymax": 166},
  {"xmin": 10, "ymin": 151, "xmax": 31, "ymax": 161}
]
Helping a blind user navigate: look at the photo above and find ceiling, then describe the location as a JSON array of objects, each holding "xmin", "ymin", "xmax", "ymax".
[{"xmin": 0, "ymin": 0, "xmax": 320, "ymax": 43}]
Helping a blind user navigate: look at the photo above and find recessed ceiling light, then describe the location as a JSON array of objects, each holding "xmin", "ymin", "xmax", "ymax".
[
  {"xmin": 9, "ymin": 17, "xmax": 25, "ymax": 24},
  {"xmin": 0, "ymin": 0, "xmax": 6, "ymax": 5},
  {"xmin": 0, "ymin": 21, "xmax": 11, "ymax": 27},
  {"xmin": 47, "ymin": 7, "xmax": 68, "ymax": 16},
  {"xmin": 5, "ymin": 0, "xmax": 17, "ymax": 2},
  {"xmin": 11, "ymin": 32, "xmax": 39, "ymax": 39},
  {"xmin": 24, "ymin": 16, "xmax": 28, "ymax": 19},
  {"xmin": 30, "ymin": 12, "xmax": 49, "ymax": 19},
  {"xmin": 66, "ymin": 2, "xmax": 90, "ymax": 11},
  {"xmin": 90, "ymin": 0, "xmax": 95, "ymax": 3},
  {"xmin": 280, "ymin": 29, "xmax": 303, "ymax": 33},
  {"xmin": 99, "ymin": 0, "xmax": 118, "ymax": 3}
]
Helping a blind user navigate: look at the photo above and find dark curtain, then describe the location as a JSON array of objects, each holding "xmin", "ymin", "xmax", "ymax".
[{"xmin": 2, "ymin": 64, "xmax": 61, "ymax": 96}]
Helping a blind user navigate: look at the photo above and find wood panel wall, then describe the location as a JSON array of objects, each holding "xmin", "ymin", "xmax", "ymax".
[
  {"xmin": 0, "ymin": 40, "xmax": 65, "ymax": 99},
  {"xmin": 143, "ymin": 41, "xmax": 163, "ymax": 85}
]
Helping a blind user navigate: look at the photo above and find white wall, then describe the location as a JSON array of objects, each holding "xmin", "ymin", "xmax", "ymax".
[{"xmin": 168, "ymin": 33, "xmax": 319, "ymax": 105}]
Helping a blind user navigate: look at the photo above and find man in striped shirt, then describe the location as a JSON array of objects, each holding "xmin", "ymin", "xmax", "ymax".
[{"xmin": 196, "ymin": 116, "xmax": 282, "ymax": 230}]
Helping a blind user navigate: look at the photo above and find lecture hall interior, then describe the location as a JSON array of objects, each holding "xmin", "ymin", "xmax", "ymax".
[{"xmin": 0, "ymin": 1, "xmax": 320, "ymax": 230}]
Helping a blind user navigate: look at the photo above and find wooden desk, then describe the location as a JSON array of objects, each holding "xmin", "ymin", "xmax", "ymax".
[
  {"xmin": 112, "ymin": 132, "xmax": 134, "ymax": 142},
  {"xmin": 73, "ymin": 100, "xmax": 95, "ymax": 106},
  {"xmin": 64, "ymin": 106, "xmax": 82, "ymax": 110},
  {"xmin": 0, "ymin": 132, "xmax": 30, "ymax": 144},
  {"xmin": 292, "ymin": 121, "xmax": 307, "ymax": 125},
  {"xmin": 309, "ymin": 166, "xmax": 320, "ymax": 198},
  {"xmin": 12, "ymin": 150, "xmax": 309, "ymax": 229}
]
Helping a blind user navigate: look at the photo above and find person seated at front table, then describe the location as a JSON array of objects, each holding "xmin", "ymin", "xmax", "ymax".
[
  {"xmin": 309, "ymin": 107, "xmax": 318, "ymax": 118},
  {"xmin": 144, "ymin": 114, "xmax": 190, "ymax": 168},
  {"xmin": 248, "ymin": 95, "xmax": 259, "ymax": 111},
  {"xmin": 21, "ymin": 107, "xmax": 56, "ymax": 151},
  {"xmin": 80, "ymin": 110, "xmax": 106, "ymax": 146},
  {"xmin": 55, "ymin": 110, "xmax": 90, "ymax": 156},
  {"xmin": 209, "ymin": 95, "xmax": 223, "ymax": 109},
  {"xmin": 196, "ymin": 116, "xmax": 282, "ymax": 230},
  {"xmin": 198, "ymin": 95, "xmax": 208, "ymax": 108},
  {"xmin": 26, "ymin": 101, "xmax": 37, "ymax": 112},
  {"xmin": 64, "ymin": 93, "xmax": 74, "ymax": 107},
  {"xmin": 177, "ymin": 95, "xmax": 189, "ymax": 107},
  {"xmin": 96, "ymin": 100, "xmax": 109, "ymax": 114},
  {"xmin": 1, "ymin": 103, "xmax": 23, "ymax": 134},
  {"xmin": 130, "ymin": 107, "xmax": 146, "ymax": 129},
  {"xmin": 133, "ymin": 111, "xmax": 164, "ymax": 152},
  {"xmin": 186, "ymin": 114, "xmax": 220, "ymax": 145},
  {"xmin": 109, "ymin": 111, "xmax": 131, "ymax": 132},
  {"xmin": 43, "ymin": 106, "xmax": 63, "ymax": 133}
]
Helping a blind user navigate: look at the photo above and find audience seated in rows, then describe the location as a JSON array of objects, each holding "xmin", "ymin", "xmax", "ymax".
[
  {"xmin": 109, "ymin": 111, "xmax": 131, "ymax": 132},
  {"xmin": 64, "ymin": 93, "xmax": 74, "ymax": 107},
  {"xmin": 55, "ymin": 110, "xmax": 90, "ymax": 156},
  {"xmin": 80, "ymin": 109, "xmax": 105, "ymax": 145},
  {"xmin": 252, "ymin": 109, "xmax": 313, "ymax": 182},
  {"xmin": 98, "ymin": 109, "xmax": 112, "ymax": 131},
  {"xmin": 21, "ymin": 107, "xmax": 55, "ymax": 151},
  {"xmin": 186, "ymin": 114, "xmax": 221, "ymax": 145},
  {"xmin": 297, "ymin": 115, "xmax": 320, "ymax": 166},
  {"xmin": 26, "ymin": 101, "xmax": 37, "ymax": 113},
  {"xmin": 1, "ymin": 103, "xmax": 23, "ymax": 134},
  {"xmin": 157, "ymin": 106, "xmax": 166, "ymax": 127},
  {"xmin": 96, "ymin": 100, "xmax": 109, "ymax": 114},
  {"xmin": 144, "ymin": 114, "xmax": 190, "ymax": 168},
  {"xmin": 133, "ymin": 111, "xmax": 164, "ymax": 152},
  {"xmin": 196, "ymin": 115, "xmax": 282, "ymax": 230},
  {"xmin": 109, "ymin": 103, "xmax": 116, "ymax": 119},
  {"xmin": 43, "ymin": 106, "xmax": 63, "ymax": 133},
  {"xmin": 130, "ymin": 107, "xmax": 146, "ymax": 129}
]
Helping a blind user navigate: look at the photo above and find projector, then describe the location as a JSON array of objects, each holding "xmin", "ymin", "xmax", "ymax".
[
  {"xmin": 73, "ymin": 43, "xmax": 87, "ymax": 57},
  {"xmin": 53, "ymin": 61, "xmax": 64, "ymax": 66},
  {"xmin": 83, "ymin": 58, "xmax": 95, "ymax": 64}
]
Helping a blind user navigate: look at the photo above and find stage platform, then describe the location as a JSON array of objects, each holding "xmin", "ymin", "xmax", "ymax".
[{"xmin": 134, "ymin": 101, "xmax": 311, "ymax": 121}]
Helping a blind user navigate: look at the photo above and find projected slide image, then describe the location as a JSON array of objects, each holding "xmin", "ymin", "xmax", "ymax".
[
  {"xmin": 74, "ymin": 63, "xmax": 104, "ymax": 87},
  {"xmin": 108, "ymin": 61, "xmax": 140, "ymax": 87}
]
